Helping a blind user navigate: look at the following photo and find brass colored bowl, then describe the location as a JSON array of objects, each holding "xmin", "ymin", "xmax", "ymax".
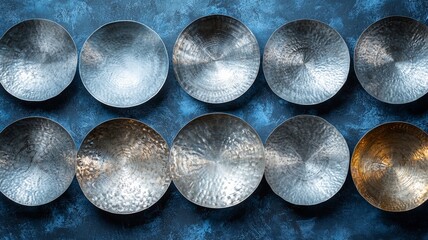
[
  {"xmin": 265, "ymin": 115, "xmax": 349, "ymax": 205},
  {"xmin": 80, "ymin": 21, "xmax": 169, "ymax": 107},
  {"xmin": 351, "ymin": 122, "xmax": 428, "ymax": 211},
  {"xmin": 170, "ymin": 113, "xmax": 265, "ymax": 208},
  {"xmin": 0, "ymin": 19, "xmax": 77, "ymax": 101},
  {"xmin": 263, "ymin": 20, "xmax": 350, "ymax": 105},
  {"xmin": 173, "ymin": 15, "xmax": 260, "ymax": 103},
  {"xmin": 354, "ymin": 16, "xmax": 428, "ymax": 104},
  {"xmin": 76, "ymin": 119, "xmax": 170, "ymax": 214},
  {"xmin": 0, "ymin": 117, "xmax": 76, "ymax": 206}
]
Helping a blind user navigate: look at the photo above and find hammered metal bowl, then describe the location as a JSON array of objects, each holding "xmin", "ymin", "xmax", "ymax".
[
  {"xmin": 263, "ymin": 20, "xmax": 350, "ymax": 105},
  {"xmin": 173, "ymin": 15, "xmax": 260, "ymax": 104},
  {"xmin": 354, "ymin": 16, "xmax": 428, "ymax": 104},
  {"xmin": 0, "ymin": 19, "xmax": 77, "ymax": 101},
  {"xmin": 351, "ymin": 122, "xmax": 428, "ymax": 212},
  {"xmin": 265, "ymin": 115, "xmax": 349, "ymax": 205},
  {"xmin": 80, "ymin": 21, "xmax": 169, "ymax": 107},
  {"xmin": 76, "ymin": 118, "xmax": 170, "ymax": 214},
  {"xmin": 170, "ymin": 113, "xmax": 265, "ymax": 208},
  {"xmin": 0, "ymin": 117, "xmax": 76, "ymax": 206}
]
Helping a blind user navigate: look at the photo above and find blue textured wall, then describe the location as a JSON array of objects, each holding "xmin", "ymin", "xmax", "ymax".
[{"xmin": 0, "ymin": 0, "xmax": 427, "ymax": 239}]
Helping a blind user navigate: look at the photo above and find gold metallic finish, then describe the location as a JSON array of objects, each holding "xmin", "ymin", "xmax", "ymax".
[
  {"xmin": 351, "ymin": 122, "xmax": 428, "ymax": 212},
  {"xmin": 76, "ymin": 118, "xmax": 170, "ymax": 214}
]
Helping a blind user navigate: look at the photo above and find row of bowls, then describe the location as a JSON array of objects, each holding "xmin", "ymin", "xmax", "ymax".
[
  {"xmin": 0, "ymin": 114, "xmax": 427, "ymax": 213},
  {"xmin": 0, "ymin": 15, "xmax": 427, "ymax": 106}
]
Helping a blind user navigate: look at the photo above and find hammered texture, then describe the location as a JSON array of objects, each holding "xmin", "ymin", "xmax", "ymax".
[
  {"xmin": 0, "ymin": 117, "xmax": 76, "ymax": 206},
  {"xmin": 354, "ymin": 16, "xmax": 428, "ymax": 104},
  {"xmin": 0, "ymin": 19, "xmax": 77, "ymax": 101},
  {"xmin": 170, "ymin": 113, "xmax": 265, "ymax": 208},
  {"xmin": 173, "ymin": 15, "xmax": 260, "ymax": 103},
  {"xmin": 76, "ymin": 119, "xmax": 170, "ymax": 214},
  {"xmin": 263, "ymin": 20, "xmax": 350, "ymax": 105},
  {"xmin": 351, "ymin": 122, "xmax": 428, "ymax": 212},
  {"xmin": 80, "ymin": 21, "xmax": 169, "ymax": 107},
  {"xmin": 265, "ymin": 115, "xmax": 349, "ymax": 205}
]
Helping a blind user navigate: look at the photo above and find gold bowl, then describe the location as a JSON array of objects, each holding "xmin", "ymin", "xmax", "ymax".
[{"xmin": 351, "ymin": 122, "xmax": 428, "ymax": 211}]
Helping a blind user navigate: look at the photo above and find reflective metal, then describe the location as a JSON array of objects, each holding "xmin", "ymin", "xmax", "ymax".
[
  {"xmin": 265, "ymin": 115, "xmax": 349, "ymax": 205},
  {"xmin": 80, "ymin": 21, "xmax": 169, "ymax": 108},
  {"xmin": 0, "ymin": 117, "xmax": 76, "ymax": 206},
  {"xmin": 173, "ymin": 15, "xmax": 260, "ymax": 104},
  {"xmin": 351, "ymin": 122, "xmax": 428, "ymax": 212},
  {"xmin": 0, "ymin": 19, "xmax": 77, "ymax": 101},
  {"xmin": 263, "ymin": 20, "xmax": 350, "ymax": 105},
  {"xmin": 354, "ymin": 16, "xmax": 428, "ymax": 104},
  {"xmin": 170, "ymin": 113, "xmax": 265, "ymax": 208},
  {"xmin": 76, "ymin": 119, "xmax": 170, "ymax": 214}
]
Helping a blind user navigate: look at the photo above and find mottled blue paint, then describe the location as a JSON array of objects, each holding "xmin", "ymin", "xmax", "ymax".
[
  {"xmin": 0, "ymin": 0, "xmax": 428, "ymax": 239},
  {"xmin": 351, "ymin": 0, "xmax": 388, "ymax": 17},
  {"xmin": 329, "ymin": 17, "xmax": 344, "ymax": 30}
]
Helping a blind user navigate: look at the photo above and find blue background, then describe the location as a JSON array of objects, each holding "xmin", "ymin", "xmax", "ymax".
[{"xmin": 0, "ymin": 0, "xmax": 427, "ymax": 239}]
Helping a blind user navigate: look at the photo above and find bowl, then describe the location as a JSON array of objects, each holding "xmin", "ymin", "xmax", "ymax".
[
  {"xmin": 173, "ymin": 15, "xmax": 260, "ymax": 104},
  {"xmin": 265, "ymin": 115, "xmax": 349, "ymax": 205},
  {"xmin": 76, "ymin": 118, "xmax": 170, "ymax": 214},
  {"xmin": 0, "ymin": 19, "xmax": 77, "ymax": 101},
  {"xmin": 354, "ymin": 16, "xmax": 428, "ymax": 104},
  {"xmin": 351, "ymin": 122, "xmax": 428, "ymax": 211},
  {"xmin": 170, "ymin": 113, "xmax": 265, "ymax": 208},
  {"xmin": 263, "ymin": 19, "xmax": 350, "ymax": 105},
  {"xmin": 0, "ymin": 117, "xmax": 76, "ymax": 206},
  {"xmin": 80, "ymin": 21, "xmax": 169, "ymax": 107}
]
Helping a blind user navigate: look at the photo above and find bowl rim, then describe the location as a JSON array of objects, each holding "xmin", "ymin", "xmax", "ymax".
[
  {"xmin": 350, "ymin": 120, "xmax": 428, "ymax": 212},
  {"xmin": 353, "ymin": 15, "xmax": 428, "ymax": 104},
  {"xmin": 169, "ymin": 112, "xmax": 266, "ymax": 208},
  {"xmin": 264, "ymin": 114, "xmax": 350, "ymax": 206},
  {"xmin": 262, "ymin": 18, "xmax": 351, "ymax": 105},
  {"xmin": 172, "ymin": 14, "xmax": 261, "ymax": 104},
  {"xmin": 76, "ymin": 117, "xmax": 171, "ymax": 214},
  {"xmin": 0, "ymin": 116, "xmax": 77, "ymax": 206},
  {"xmin": 79, "ymin": 20, "xmax": 169, "ymax": 108},
  {"xmin": 0, "ymin": 18, "xmax": 78, "ymax": 102}
]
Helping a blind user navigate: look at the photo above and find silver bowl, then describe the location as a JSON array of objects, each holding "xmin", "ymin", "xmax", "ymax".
[
  {"xmin": 173, "ymin": 15, "xmax": 260, "ymax": 104},
  {"xmin": 265, "ymin": 115, "xmax": 349, "ymax": 205},
  {"xmin": 80, "ymin": 21, "xmax": 169, "ymax": 108},
  {"xmin": 76, "ymin": 118, "xmax": 170, "ymax": 214},
  {"xmin": 0, "ymin": 19, "xmax": 77, "ymax": 101},
  {"xmin": 263, "ymin": 19, "xmax": 350, "ymax": 105},
  {"xmin": 351, "ymin": 122, "xmax": 428, "ymax": 212},
  {"xmin": 354, "ymin": 16, "xmax": 428, "ymax": 104},
  {"xmin": 0, "ymin": 117, "xmax": 76, "ymax": 206},
  {"xmin": 170, "ymin": 113, "xmax": 265, "ymax": 208}
]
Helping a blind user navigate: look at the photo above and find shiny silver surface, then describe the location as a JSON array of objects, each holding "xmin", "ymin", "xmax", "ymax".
[
  {"xmin": 173, "ymin": 15, "xmax": 260, "ymax": 103},
  {"xmin": 0, "ymin": 117, "xmax": 76, "ymax": 206},
  {"xmin": 170, "ymin": 113, "xmax": 265, "ymax": 208},
  {"xmin": 265, "ymin": 115, "xmax": 349, "ymax": 205},
  {"xmin": 80, "ymin": 21, "xmax": 169, "ymax": 108},
  {"xmin": 351, "ymin": 122, "xmax": 428, "ymax": 212},
  {"xmin": 263, "ymin": 20, "xmax": 350, "ymax": 105},
  {"xmin": 354, "ymin": 16, "xmax": 428, "ymax": 104},
  {"xmin": 0, "ymin": 19, "xmax": 77, "ymax": 101},
  {"xmin": 77, "ymin": 119, "xmax": 170, "ymax": 214}
]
